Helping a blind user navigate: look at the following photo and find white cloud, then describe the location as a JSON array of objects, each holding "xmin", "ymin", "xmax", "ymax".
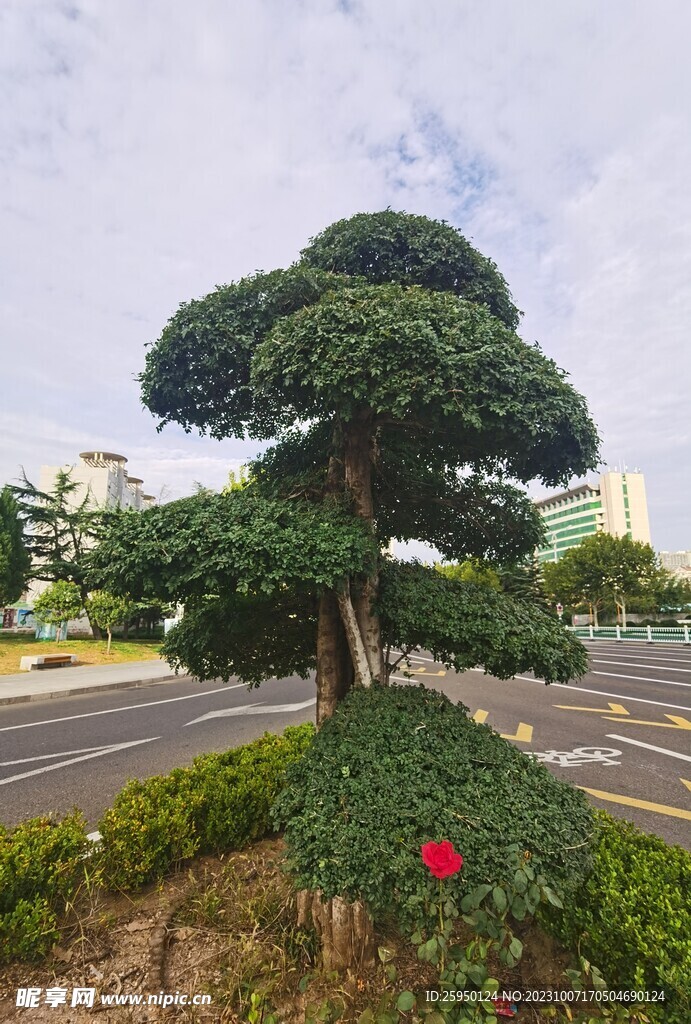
[{"xmin": 1, "ymin": 0, "xmax": 689, "ymax": 546}]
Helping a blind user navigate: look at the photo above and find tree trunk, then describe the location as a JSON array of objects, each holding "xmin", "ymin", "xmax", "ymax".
[
  {"xmin": 316, "ymin": 590, "xmax": 353, "ymax": 726},
  {"xmin": 342, "ymin": 413, "xmax": 386, "ymax": 683},
  {"xmin": 337, "ymin": 583, "xmax": 373, "ymax": 688},
  {"xmin": 593, "ymin": 604, "xmax": 599, "ymax": 628},
  {"xmin": 620, "ymin": 599, "xmax": 627, "ymax": 629},
  {"xmin": 296, "ymin": 890, "xmax": 375, "ymax": 971},
  {"xmin": 106, "ymin": 627, "xmax": 112, "ymax": 655}
]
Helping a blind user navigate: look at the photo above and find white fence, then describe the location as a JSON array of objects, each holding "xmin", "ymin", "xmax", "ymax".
[{"xmin": 569, "ymin": 624, "xmax": 691, "ymax": 645}]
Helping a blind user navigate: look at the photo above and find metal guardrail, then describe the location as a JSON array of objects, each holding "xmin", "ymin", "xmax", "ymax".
[{"xmin": 569, "ymin": 624, "xmax": 691, "ymax": 644}]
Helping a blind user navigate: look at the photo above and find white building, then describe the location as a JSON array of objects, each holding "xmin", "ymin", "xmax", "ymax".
[
  {"xmin": 660, "ymin": 550, "xmax": 691, "ymax": 570},
  {"xmin": 12, "ymin": 452, "xmax": 156, "ymax": 633},
  {"xmin": 39, "ymin": 451, "xmax": 156, "ymax": 512}
]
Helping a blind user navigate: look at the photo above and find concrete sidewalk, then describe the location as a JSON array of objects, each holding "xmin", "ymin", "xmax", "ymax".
[{"xmin": 0, "ymin": 659, "xmax": 181, "ymax": 706}]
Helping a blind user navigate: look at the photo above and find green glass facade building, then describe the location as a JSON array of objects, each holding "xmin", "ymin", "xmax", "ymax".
[{"xmin": 536, "ymin": 471, "xmax": 651, "ymax": 563}]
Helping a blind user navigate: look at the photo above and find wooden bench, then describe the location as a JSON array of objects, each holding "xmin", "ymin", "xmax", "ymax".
[{"xmin": 19, "ymin": 654, "xmax": 78, "ymax": 671}]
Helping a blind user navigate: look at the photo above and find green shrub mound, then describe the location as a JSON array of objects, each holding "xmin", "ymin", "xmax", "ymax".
[
  {"xmin": 0, "ymin": 813, "xmax": 89, "ymax": 963},
  {"xmin": 273, "ymin": 685, "xmax": 596, "ymax": 926},
  {"xmin": 98, "ymin": 724, "xmax": 314, "ymax": 889},
  {"xmin": 547, "ymin": 812, "xmax": 691, "ymax": 1024}
]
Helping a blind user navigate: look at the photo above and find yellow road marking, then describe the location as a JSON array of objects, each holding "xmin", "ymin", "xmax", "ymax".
[
  {"xmin": 471, "ymin": 710, "xmax": 532, "ymax": 743},
  {"xmin": 603, "ymin": 714, "xmax": 691, "ymax": 730},
  {"xmin": 500, "ymin": 723, "xmax": 533, "ymax": 744},
  {"xmin": 409, "ymin": 667, "xmax": 446, "ymax": 676},
  {"xmin": 577, "ymin": 786, "xmax": 691, "ymax": 822},
  {"xmin": 555, "ymin": 702, "xmax": 629, "ymax": 716},
  {"xmin": 681, "ymin": 778, "xmax": 691, "ymax": 793}
]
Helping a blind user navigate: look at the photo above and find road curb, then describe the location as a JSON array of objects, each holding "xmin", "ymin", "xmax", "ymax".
[{"xmin": 0, "ymin": 673, "xmax": 181, "ymax": 706}]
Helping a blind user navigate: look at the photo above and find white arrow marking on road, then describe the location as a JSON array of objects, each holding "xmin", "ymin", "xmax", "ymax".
[
  {"xmin": 605, "ymin": 734, "xmax": 691, "ymax": 763},
  {"xmin": 0, "ymin": 683, "xmax": 246, "ymax": 732},
  {"xmin": 0, "ymin": 738, "xmax": 160, "ymax": 786},
  {"xmin": 185, "ymin": 698, "xmax": 316, "ymax": 726}
]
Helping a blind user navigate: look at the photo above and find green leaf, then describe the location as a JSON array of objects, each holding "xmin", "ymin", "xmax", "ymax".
[
  {"xmin": 396, "ymin": 992, "xmax": 415, "ymax": 1011},
  {"xmin": 492, "ymin": 886, "xmax": 508, "ymax": 914}
]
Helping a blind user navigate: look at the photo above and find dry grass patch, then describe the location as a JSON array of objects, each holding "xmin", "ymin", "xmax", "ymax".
[{"xmin": 0, "ymin": 636, "xmax": 162, "ymax": 675}]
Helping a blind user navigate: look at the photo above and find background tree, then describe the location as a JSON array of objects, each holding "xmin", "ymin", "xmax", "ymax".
[
  {"xmin": 33, "ymin": 581, "xmax": 83, "ymax": 643},
  {"xmin": 11, "ymin": 470, "xmax": 104, "ymax": 637},
  {"xmin": 86, "ymin": 591, "xmax": 133, "ymax": 654},
  {"xmin": 435, "ymin": 559, "xmax": 502, "ymax": 591},
  {"xmin": 93, "ymin": 210, "xmax": 600, "ymax": 723},
  {"xmin": 543, "ymin": 533, "xmax": 660, "ymax": 628},
  {"xmin": 0, "ymin": 486, "xmax": 31, "ymax": 606}
]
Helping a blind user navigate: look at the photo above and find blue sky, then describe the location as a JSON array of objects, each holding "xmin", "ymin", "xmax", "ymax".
[{"xmin": 1, "ymin": 0, "xmax": 689, "ymax": 549}]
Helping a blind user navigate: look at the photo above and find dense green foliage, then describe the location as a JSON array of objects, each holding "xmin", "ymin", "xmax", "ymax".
[
  {"xmin": 380, "ymin": 561, "xmax": 588, "ymax": 683},
  {"xmin": 161, "ymin": 590, "xmax": 317, "ymax": 685},
  {"xmin": 273, "ymin": 685, "xmax": 596, "ymax": 928},
  {"xmin": 543, "ymin": 533, "xmax": 665, "ymax": 626},
  {"xmin": 0, "ymin": 814, "xmax": 89, "ymax": 963},
  {"xmin": 91, "ymin": 490, "xmax": 374, "ymax": 602},
  {"xmin": 0, "ymin": 486, "xmax": 30, "ymax": 606},
  {"xmin": 11, "ymin": 470, "xmax": 102, "ymax": 593},
  {"xmin": 98, "ymin": 724, "xmax": 314, "ymax": 889},
  {"xmin": 300, "ymin": 209, "xmax": 521, "ymax": 329},
  {"xmin": 33, "ymin": 580, "xmax": 83, "ymax": 633},
  {"xmin": 548, "ymin": 812, "xmax": 691, "ymax": 1024}
]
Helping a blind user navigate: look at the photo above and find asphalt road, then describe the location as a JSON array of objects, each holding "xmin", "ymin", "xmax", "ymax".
[{"xmin": 1, "ymin": 641, "xmax": 689, "ymax": 847}]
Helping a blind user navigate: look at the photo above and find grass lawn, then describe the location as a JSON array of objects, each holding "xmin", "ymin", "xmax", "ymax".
[{"xmin": 0, "ymin": 635, "xmax": 163, "ymax": 675}]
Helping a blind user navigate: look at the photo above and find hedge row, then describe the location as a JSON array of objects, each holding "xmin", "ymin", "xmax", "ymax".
[
  {"xmin": 0, "ymin": 724, "xmax": 314, "ymax": 963},
  {"xmin": 544, "ymin": 811, "xmax": 691, "ymax": 1024}
]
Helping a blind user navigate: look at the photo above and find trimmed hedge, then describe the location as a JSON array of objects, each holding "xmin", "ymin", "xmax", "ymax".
[
  {"xmin": 98, "ymin": 724, "xmax": 315, "ymax": 889},
  {"xmin": 0, "ymin": 813, "xmax": 89, "ymax": 963},
  {"xmin": 546, "ymin": 811, "xmax": 691, "ymax": 1024},
  {"xmin": 273, "ymin": 684, "xmax": 597, "ymax": 927}
]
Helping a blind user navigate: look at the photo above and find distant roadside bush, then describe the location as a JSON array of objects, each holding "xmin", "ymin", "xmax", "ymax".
[{"xmin": 273, "ymin": 684, "xmax": 596, "ymax": 928}]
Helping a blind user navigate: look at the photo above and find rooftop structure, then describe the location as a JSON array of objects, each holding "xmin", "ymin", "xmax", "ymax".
[
  {"xmin": 39, "ymin": 451, "xmax": 156, "ymax": 512},
  {"xmin": 536, "ymin": 470, "xmax": 651, "ymax": 563}
]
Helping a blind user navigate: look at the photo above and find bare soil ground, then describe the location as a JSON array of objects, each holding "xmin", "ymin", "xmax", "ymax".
[{"xmin": 0, "ymin": 839, "xmax": 598, "ymax": 1024}]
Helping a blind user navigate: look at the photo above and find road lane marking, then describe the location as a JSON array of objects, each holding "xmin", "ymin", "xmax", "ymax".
[
  {"xmin": 0, "ymin": 745, "xmax": 116, "ymax": 766},
  {"xmin": 592, "ymin": 671, "xmax": 691, "ymax": 688},
  {"xmin": 681, "ymin": 779, "xmax": 691, "ymax": 792},
  {"xmin": 493, "ymin": 674, "xmax": 691, "ymax": 712},
  {"xmin": 409, "ymin": 667, "xmax": 446, "ymax": 675},
  {"xmin": 594, "ymin": 658, "xmax": 691, "ymax": 674},
  {"xmin": 554, "ymin": 702, "xmax": 629, "ymax": 715},
  {"xmin": 576, "ymin": 786, "xmax": 691, "ymax": 822},
  {"xmin": 605, "ymin": 734, "xmax": 691, "ymax": 763},
  {"xmin": 392, "ymin": 664, "xmax": 691, "ymax": 712},
  {"xmin": 472, "ymin": 710, "xmax": 489, "ymax": 723},
  {"xmin": 0, "ymin": 683, "xmax": 246, "ymax": 732},
  {"xmin": 593, "ymin": 652, "xmax": 691, "ymax": 666},
  {"xmin": 500, "ymin": 723, "xmax": 533, "ymax": 743},
  {"xmin": 603, "ymin": 714, "xmax": 691, "ymax": 730},
  {"xmin": 0, "ymin": 738, "xmax": 160, "ymax": 786},
  {"xmin": 185, "ymin": 697, "xmax": 316, "ymax": 726}
]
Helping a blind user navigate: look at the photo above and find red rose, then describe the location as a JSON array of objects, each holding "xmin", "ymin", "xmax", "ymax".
[{"xmin": 420, "ymin": 840, "xmax": 463, "ymax": 879}]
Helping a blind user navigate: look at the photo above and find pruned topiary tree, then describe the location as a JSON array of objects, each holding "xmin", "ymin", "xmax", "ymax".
[{"xmin": 92, "ymin": 210, "xmax": 599, "ymax": 723}]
